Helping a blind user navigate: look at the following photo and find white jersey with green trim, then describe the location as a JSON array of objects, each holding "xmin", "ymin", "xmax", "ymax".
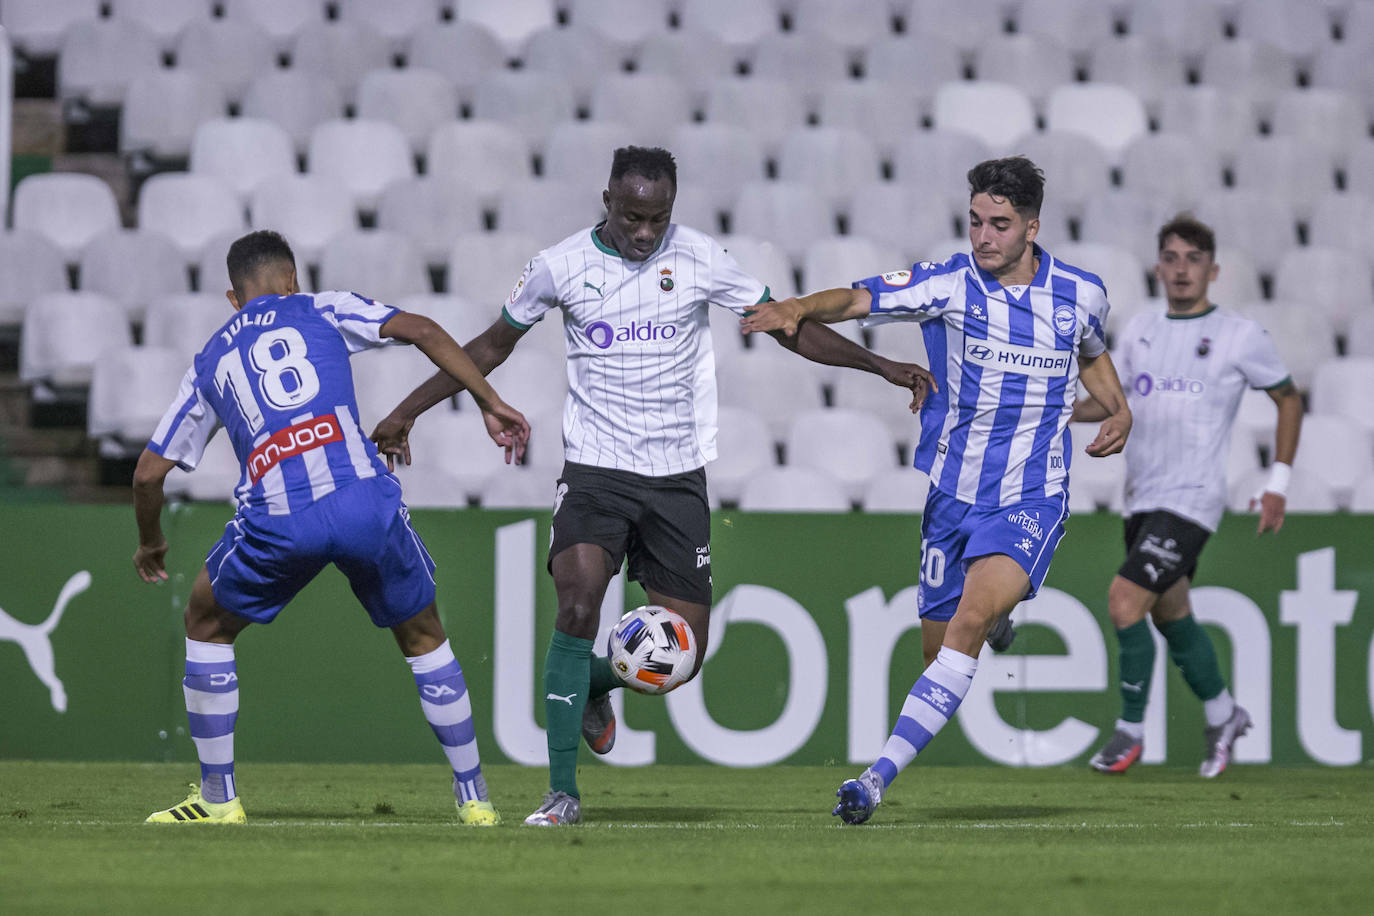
[
  {"xmin": 502, "ymin": 223, "xmax": 768, "ymax": 476},
  {"xmin": 1117, "ymin": 305, "xmax": 1290, "ymax": 530}
]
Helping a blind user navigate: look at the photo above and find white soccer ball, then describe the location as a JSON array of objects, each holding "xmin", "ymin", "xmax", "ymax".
[{"xmin": 605, "ymin": 605, "xmax": 698, "ymax": 695}]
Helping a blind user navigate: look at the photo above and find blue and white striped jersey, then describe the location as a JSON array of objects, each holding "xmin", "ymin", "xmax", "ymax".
[
  {"xmin": 147, "ymin": 291, "xmax": 401, "ymax": 516},
  {"xmin": 856, "ymin": 246, "xmax": 1110, "ymax": 507}
]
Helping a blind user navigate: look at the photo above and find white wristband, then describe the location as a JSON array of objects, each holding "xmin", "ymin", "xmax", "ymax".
[{"xmin": 1265, "ymin": 461, "xmax": 1291, "ymax": 497}]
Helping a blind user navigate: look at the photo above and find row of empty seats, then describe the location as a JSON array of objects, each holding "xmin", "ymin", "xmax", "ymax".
[{"xmin": 10, "ymin": 0, "xmax": 1373, "ymax": 72}]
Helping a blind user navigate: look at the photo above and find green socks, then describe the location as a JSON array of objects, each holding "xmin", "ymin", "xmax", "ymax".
[
  {"xmin": 1157, "ymin": 614, "xmax": 1226, "ymax": 702},
  {"xmin": 1116, "ymin": 619, "xmax": 1155, "ymax": 723},
  {"xmin": 544, "ymin": 630, "xmax": 593, "ymax": 798},
  {"xmin": 588, "ymin": 655, "xmax": 620, "ymax": 698}
]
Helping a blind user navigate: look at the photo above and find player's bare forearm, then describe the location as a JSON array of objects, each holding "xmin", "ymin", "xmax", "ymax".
[
  {"xmin": 1268, "ymin": 379, "xmax": 1302, "ymax": 467},
  {"xmin": 382, "ymin": 313, "xmax": 502, "ymax": 409},
  {"xmin": 740, "ymin": 287, "xmax": 871, "ymax": 336},
  {"xmin": 1079, "ymin": 351, "xmax": 1132, "ymax": 456},
  {"xmin": 132, "ymin": 449, "xmax": 176, "ymax": 583},
  {"xmin": 1072, "ymin": 394, "xmax": 1110, "ymax": 423},
  {"xmin": 776, "ymin": 321, "xmax": 937, "ymax": 410}
]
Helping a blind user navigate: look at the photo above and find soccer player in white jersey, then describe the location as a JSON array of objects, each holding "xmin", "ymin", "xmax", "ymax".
[
  {"xmin": 743, "ymin": 157, "xmax": 1134, "ymax": 824},
  {"xmin": 132, "ymin": 231, "xmax": 530, "ymax": 826},
  {"xmin": 1078, "ymin": 214, "xmax": 1303, "ymax": 777},
  {"xmin": 370, "ymin": 146, "xmax": 935, "ymax": 826}
]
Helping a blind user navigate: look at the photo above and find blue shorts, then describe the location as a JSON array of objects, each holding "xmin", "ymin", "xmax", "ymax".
[
  {"xmin": 916, "ymin": 488, "xmax": 1069, "ymax": 622},
  {"xmin": 205, "ymin": 477, "xmax": 437, "ymax": 628}
]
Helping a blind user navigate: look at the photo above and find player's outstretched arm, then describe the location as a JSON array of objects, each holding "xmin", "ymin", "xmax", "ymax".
[
  {"xmin": 132, "ymin": 448, "xmax": 177, "ymax": 583},
  {"xmin": 740, "ymin": 287, "xmax": 872, "ymax": 337},
  {"xmin": 773, "ymin": 320, "xmax": 938, "ymax": 411},
  {"xmin": 1079, "ymin": 351, "xmax": 1132, "ymax": 457},
  {"xmin": 379, "ymin": 312, "xmax": 530, "ymax": 464},
  {"xmin": 1254, "ymin": 379, "xmax": 1303, "ymax": 534}
]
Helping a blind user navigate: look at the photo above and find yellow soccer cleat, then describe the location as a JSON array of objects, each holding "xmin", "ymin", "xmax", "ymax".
[
  {"xmin": 145, "ymin": 785, "xmax": 246, "ymax": 825},
  {"xmin": 456, "ymin": 799, "xmax": 500, "ymax": 826}
]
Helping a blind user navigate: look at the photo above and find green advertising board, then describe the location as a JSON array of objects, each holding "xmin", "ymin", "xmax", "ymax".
[{"xmin": 2, "ymin": 505, "xmax": 1372, "ymax": 767}]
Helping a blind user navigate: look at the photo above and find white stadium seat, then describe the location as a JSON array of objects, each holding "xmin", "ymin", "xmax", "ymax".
[
  {"xmin": 1233, "ymin": 0, "xmax": 1336, "ymax": 62},
  {"xmin": 469, "ymin": 70, "xmax": 578, "ymax": 155},
  {"xmin": 307, "ymin": 119, "xmax": 415, "ymax": 213},
  {"xmin": 1309, "ymin": 358, "xmax": 1374, "ymax": 433},
  {"xmin": 701, "ymin": 77, "xmax": 810, "ymax": 159},
  {"xmin": 57, "ymin": 19, "xmax": 161, "ymax": 107},
  {"xmin": 790, "ymin": 0, "xmax": 895, "ymax": 50},
  {"xmin": 1045, "ymin": 84, "xmax": 1149, "ymax": 163},
  {"xmin": 813, "ymin": 81, "xmax": 925, "ymax": 162},
  {"xmin": 195, "ymin": 230, "xmax": 248, "ymax": 296},
  {"xmin": 241, "ymin": 70, "xmax": 345, "ymax": 155},
  {"xmin": 863, "ymin": 33, "xmax": 965, "ymax": 99},
  {"xmin": 2, "ymin": 0, "xmax": 101, "ymax": 56},
  {"xmin": 716, "ymin": 344, "xmax": 830, "ymax": 439},
  {"xmin": 406, "ymin": 21, "xmax": 508, "ymax": 102},
  {"xmin": 972, "ymin": 33, "xmax": 1077, "ymax": 106},
  {"xmin": 119, "ymin": 71, "xmax": 227, "ymax": 160},
  {"xmin": 1015, "ymin": 0, "xmax": 1119, "ymax": 58},
  {"xmin": 1195, "ymin": 189, "xmax": 1300, "ymax": 270},
  {"xmin": 775, "ymin": 126, "xmax": 884, "ymax": 215},
  {"xmin": 1198, "ymin": 39, "xmax": 1299, "ymax": 112},
  {"xmin": 190, "ymin": 118, "xmax": 297, "ymax": 205},
  {"xmin": 1270, "ymin": 88, "xmax": 1368, "ymax": 164},
  {"xmin": 1345, "ymin": 311, "xmax": 1374, "ymax": 359},
  {"xmin": 1307, "ymin": 192, "xmax": 1374, "ymax": 266},
  {"xmin": 20, "ymin": 292, "xmax": 132, "ymax": 387},
  {"xmin": 519, "ymin": 25, "xmax": 620, "ymax": 108},
  {"xmin": 1203, "ymin": 246, "xmax": 1262, "ymax": 308},
  {"xmin": 1240, "ymin": 300, "xmax": 1339, "ymax": 390},
  {"xmin": 249, "ymin": 174, "xmax": 356, "ymax": 265},
  {"xmin": 496, "ymin": 180, "xmax": 604, "ymax": 247},
  {"xmin": 1119, "ymin": 133, "xmax": 1225, "ymax": 211},
  {"xmin": 376, "ymin": 177, "xmax": 485, "ymax": 269},
  {"xmin": 542, "ymin": 121, "xmax": 640, "ymax": 190},
  {"xmin": 799, "ymin": 236, "xmax": 903, "ymax": 297},
  {"xmin": 828, "ymin": 364, "xmax": 923, "ymax": 453},
  {"xmin": 1348, "ymin": 475, "xmax": 1374, "ymax": 513},
  {"xmin": 1272, "ymin": 248, "xmax": 1373, "ymax": 339},
  {"xmin": 173, "ymin": 19, "xmax": 276, "ymax": 105},
  {"xmin": 1231, "ymin": 136, "xmax": 1338, "ymax": 220},
  {"xmin": 12, "ymin": 172, "xmax": 121, "ymax": 264},
  {"xmin": 166, "ymin": 432, "xmax": 241, "ymax": 503},
  {"xmin": 337, "ymin": 0, "xmax": 438, "ymax": 55},
  {"xmin": 676, "ymin": 0, "xmax": 782, "ymax": 48},
  {"xmin": 290, "ymin": 21, "xmax": 391, "ymax": 105},
  {"xmin": 564, "ymin": 0, "xmax": 673, "ymax": 48},
  {"xmin": 747, "ymin": 33, "xmax": 852, "ymax": 103},
  {"xmin": 631, "ymin": 30, "xmax": 740, "ymax": 109},
  {"xmin": 668, "ymin": 124, "xmax": 769, "ymax": 216},
  {"xmin": 456, "ymin": 0, "xmax": 559, "ymax": 56},
  {"xmin": 87, "ymin": 344, "xmax": 188, "ymax": 441},
  {"xmin": 426, "ymin": 120, "xmax": 532, "ymax": 210},
  {"xmin": 1125, "ymin": 0, "xmax": 1228, "ymax": 59},
  {"xmin": 1310, "ymin": 43, "xmax": 1374, "ymax": 120},
  {"xmin": 317, "ymin": 230, "xmax": 431, "ymax": 304},
  {"xmin": 861, "ymin": 467, "xmax": 931, "ymax": 513},
  {"xmin": 446, "ymin": 231, "xmax": 541, "ymax": 308},
  {"xmin": 142, "ymin": 293, "xmax": 234, "ymax": 360},
  {"xmin": 455, "ymin": 347, "xmax": 568, "ymax": 421},
  {"xmin": 587, "ymin": 73, "xmax": 694, "ymax": 150},
  {"xmin": 715, "ymin": 235, "xmax": 797, "ymax": 300},
  {"xmin": 1050, "ymin": 242, "xmax": 1150, "ymax": 311},
  {"xmin": 112, "ymin": 0, "xmax": 208, "ymax": 50},
  {"xmin": 847, "ymin": 183, "xmax": 958, "ymax": 263},
  {"xmin": 223, "ymin": 0, "xmax": 326, "ymax": 53},
  {"xmin": 932, "ymin": 81, "xmax": 1035, "ymax": 152},
  {"xmin": 356, "ymin": 68, "xmax": 460, "ymax": 156},
  {"xmin": 1086, "ymin": 35, "xmax": 1188, "ymax": 117},
  {"xmin": 907, "ymin": 0, "xmax": 1009, "ymax": 54},
  {"xmin": 349, "ymin": 344, "xmax": 453, "ymax": 433},
  {"xmin": 1156, "ymin": 87, "xmax": 1259, "ymax": 164},
  {"xmin": 784, "ymin": 407, "xmax": 899, "ymax": 500},
  {"xmin": 393, "ymin": 294, "xmax": 501, "ymax": 350},
  {"xmin": 0, "ymin": 231, "xmax": 70, "ymax": 327},
  {"xmin": 1291, "ymin": 414, "xmax": 1374, "ymax": 508},
  {"xmin": 731, "ymin": 181, "xmax": 836, "ymax": 263},
  {"xmin": 706, "ymin": 405, "xmax": 778, "ymax": 505},
  {"xmin": 1013, "ymin": 131, "xmax": 1113, "ymax": 219},
  {"xmin": 139, "ymin": 173, "xmax": 247, "ymax": 264},
  {"xmin": 1078, "ymin": 189, "xmax": 1179, "ymax": 268},
  {"xmin": 738, "ymin": 466, "xmax": 851, "ymax": 512},
  {"xmin": 78, "ymin": 229, "xmax": 189, "ymax": 321}
]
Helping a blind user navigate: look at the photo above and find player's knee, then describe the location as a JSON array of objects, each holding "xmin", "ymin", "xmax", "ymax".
[{"xmin": 554, "ymin": 599, "xmax": 600, "ymax": 639}]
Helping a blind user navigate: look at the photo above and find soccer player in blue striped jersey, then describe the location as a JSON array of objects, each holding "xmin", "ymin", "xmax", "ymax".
[
  {"xmin": 132, "ymin": 230, "xmax": 529, "ymax": 826},
  {"xmin": 743, "ymin": 157, "xmax": 1134, "ymax": 824}
]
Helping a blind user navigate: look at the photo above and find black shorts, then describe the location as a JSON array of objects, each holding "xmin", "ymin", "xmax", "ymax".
[
  {"xmin": 1118, "ymin": 510, "xmax": 1210, "ymax": 594},
  {"xmin": 548, "ymin": 462, "xmax": 712, "ymax": 606}
]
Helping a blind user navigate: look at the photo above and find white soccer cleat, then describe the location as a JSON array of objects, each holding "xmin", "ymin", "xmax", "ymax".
[
  {"xmin": 1200, "ymin": 705, "xmax": 1252, "ymax": 778},
  {"xmin": 523, "ymin": 790, "xmax": 581, "ymax": 826}
]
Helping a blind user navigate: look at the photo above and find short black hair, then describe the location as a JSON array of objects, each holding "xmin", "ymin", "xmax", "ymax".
[
  {"xmin": 967, "ymin": 156, "xmax": 1045, "ymax": 217},
  {"xmin": 610, "ymin": 146, "xmax": 677, "ymax": 188},
  {"xmin": 1157, "ymin": 212, "xmax": 1216, "ymax": 255},
  {"xmin": 226, "ymin": 230, "xmax": 296, "ymax": 298}
]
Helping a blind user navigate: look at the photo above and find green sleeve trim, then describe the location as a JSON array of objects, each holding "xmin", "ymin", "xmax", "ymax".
[
  {"xmin": 755, "ymin": 286, "xmax": 770, "ymax": 305},
  {"xmin": 1261, "ymin": 375, "xmax": 1293, "ymax": 391},
  {"xmin": 501, "ymin": 305, "xmax": 532, "ymax": 331}
]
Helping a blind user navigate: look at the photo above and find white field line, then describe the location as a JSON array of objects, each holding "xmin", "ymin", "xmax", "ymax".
[{"xmin": 48, "ymin": 819, "xmax": 1350, "ymax": 830}]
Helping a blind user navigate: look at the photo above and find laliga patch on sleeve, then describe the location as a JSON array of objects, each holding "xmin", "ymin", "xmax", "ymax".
[
  {"xmin": 881, "ymin": 269, "xmax": 915, "ymax": 288},
  {"xmin": 507, "ymin": 260, "xmax": 533, "ymax": 304}
]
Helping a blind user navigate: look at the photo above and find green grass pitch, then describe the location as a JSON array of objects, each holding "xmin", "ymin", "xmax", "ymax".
[{"xmin": 2, "ymin": 761, "xmax": 1372, "ymax": 914}]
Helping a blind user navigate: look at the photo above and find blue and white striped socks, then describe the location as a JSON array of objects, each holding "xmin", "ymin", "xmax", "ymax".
[
  {"xmin": 873, "ymin": 646, "xmax": 978, "ymax": 788},
  {"xmin": 408, "ymin": 640, "xmax": 488, "ymax": 803},
  {"xmin": 184, "ymin": 638, "xmax": 239, "ymax": 804}
]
